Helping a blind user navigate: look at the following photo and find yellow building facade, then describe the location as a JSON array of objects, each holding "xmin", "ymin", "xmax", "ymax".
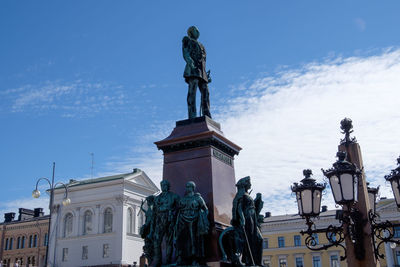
[{"xmin": 261, "ymin": 199, "xmax": 400, "ymax": 267}]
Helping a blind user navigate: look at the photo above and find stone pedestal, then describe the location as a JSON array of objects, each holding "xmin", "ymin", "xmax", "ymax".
[{"xmin": 155, "ymin": 116, "xmax": 241, "ymax": 263}]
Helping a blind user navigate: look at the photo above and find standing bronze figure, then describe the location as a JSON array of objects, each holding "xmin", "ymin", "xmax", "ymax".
[
  {"xmin": 231, "ymin": 177, "xmax": 263, "ymax": 266},
  {"xmin": 182, "ymin": 26, "xmax": 212, "ymax": 119},
  {"xmin": 140, "ymin": 195, "xmax": 156, "ymax": 264},
  {"xmin": 152, "ymin": 180, "xmax": 180, "ymax": 267},
  {"xmin": 175, "ymin": 181, "xmax": 209, "ymax": 266}
]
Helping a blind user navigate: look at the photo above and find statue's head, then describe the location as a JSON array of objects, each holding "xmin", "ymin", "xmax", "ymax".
[
  {"xmin": 185, "ymin": 181, "xmax": 196, "ymax": 194},
  {"xmin": 160, "ymin": 180, "xmax": 170, "ymax": 192},
  {"xmin": 236, "ymin": 176, "xmax": 251, "ymax": 191},
  {"xmin": 146, "ymin": 195, "xmax": 155, "ymax": 205},
  {"xmin": 187, "ymin": 26, "xmax": 200, "ymax": 40}
]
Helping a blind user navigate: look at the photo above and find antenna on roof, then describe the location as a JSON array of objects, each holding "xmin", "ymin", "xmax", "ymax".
[{"xmin": 90, "ymin": 152, "xmax": 94, "ymax": 178}]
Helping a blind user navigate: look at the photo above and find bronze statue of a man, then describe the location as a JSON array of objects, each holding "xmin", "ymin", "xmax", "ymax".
[
  {"xmin": 139, "ymin": 195, "xmax": 156, "ymax": 264},
  {"xmin": 231, "ymin": 176, "xmax": 263, "ymax": 267},
  {"xmin": 175, "ymin": 181, "xmax": 209, "ymax": 266},
  {"xmin": 182, "ymin": 26, "xmax": 212, "ymax": 119},
  {"xmin": 152, "ymin": 180, "xmax": 180, "ymax": 267}
]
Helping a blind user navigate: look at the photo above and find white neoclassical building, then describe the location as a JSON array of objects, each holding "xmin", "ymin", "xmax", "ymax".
[{"xmin": 48, "ymin": 168, "xmax": 159, "ymax": 267}]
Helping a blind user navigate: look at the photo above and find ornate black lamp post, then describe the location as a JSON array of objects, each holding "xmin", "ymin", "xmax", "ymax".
[
  {"xmin": 32, "ymin": 163, "xmax": 71, "ymax": 267},
  {"xmin": 292, "ymin": 118, "xmax": 400, "ymax": 263}
]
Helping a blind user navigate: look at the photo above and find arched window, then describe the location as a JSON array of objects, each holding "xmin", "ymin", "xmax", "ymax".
[
  {"xmin": 5, "ymin": 238, "xmax": 8, "ymax": 250},
  {"xmin": 17, "ymin": 237, "xmax": 20, "ymax": 249},
  {"xmin": 29, "ymin": 235, "xmax": 33, "ymax": 248},
  {"xmin": 104, "ymin": 208, "xmax": 113, "ymax": 233},
  {"xmin": 33, "ymin": 234, "xmax": 37, "ymax": 247},
  {"xmin": 21, "ymin": 236, "xmax": 25, "ymax": 248},
  {"xmin": 9, "ymin": 238, "xmax": 13, "ymax": 250},
  {"xmin": 83, "ymin": 210, "xmax": 93, "ymax": 235},
  {"xmin": 127, "ymin": 208, "xmax": 134, "ymax": 234},
  {"xmin": 138, "ymin": 211, "xmax": 144, "ymax": 233},
  {"xmin": 63, "ymin": 213, "xmax": 73, "ymax": 237}
]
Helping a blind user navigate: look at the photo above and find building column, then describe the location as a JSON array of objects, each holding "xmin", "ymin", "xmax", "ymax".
[{"xmin": 384, "ymin": 242, "xmax": 395, "ymax": 267}]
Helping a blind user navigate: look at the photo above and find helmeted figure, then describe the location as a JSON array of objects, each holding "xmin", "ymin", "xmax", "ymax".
[
  {"xmin": 139, "ymin": 195, "xmax": 156, "ymax": 264},
  {"xmin": 182, "ymin": 26, "xmax": 212, "ymax": 119},
  {"xmin": 152, "ymin": 180, "xmax": 180, "ymax": 267},
  {"xmin": 231, "ymin": 176, "xmax": 263, "ymax": 267},
  {"xmin": 175, "ymin": 181, "xmax": 209, "ymax": 266}
]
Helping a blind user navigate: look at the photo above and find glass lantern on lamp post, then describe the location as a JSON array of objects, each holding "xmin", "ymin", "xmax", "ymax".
[
  {"xmin": 385, "ymin": 156, "xmax": 400, "ymax": 208},
  {"xmin": 322, "ymin": 151, "xmax": 361, "ymax": 207},
  {"xmin": 291, "ymin": 169, "xmax": 326, "ymax": 218}
]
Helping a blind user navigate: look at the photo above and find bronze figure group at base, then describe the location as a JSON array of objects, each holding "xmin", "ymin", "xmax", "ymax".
[
  {"xmin": 140, "ymin": 180, "xmax": 209, "ymax": 267},
  {"xmin": 140, "ymin": 177, "xmax": 264, "ymax": 267}
]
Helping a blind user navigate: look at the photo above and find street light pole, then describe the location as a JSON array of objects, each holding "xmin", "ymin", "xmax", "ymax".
[
  {"xmin": 338, "ymin": 130, "xmax": 379, "ymax": 267},
  {"xmin": 32, "ymin": 162, "xmax": 70, "ymax": 267}
]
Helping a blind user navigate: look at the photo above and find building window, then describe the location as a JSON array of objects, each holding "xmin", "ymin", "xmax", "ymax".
[
  {"xmin": 29, "ymin": 235, "xmax": 33, "ymax": 248},
  {"xmin": 5, "ymin": 238, "xmax": 8, "ymax": 250},
  {"xmin": 17, "ymin": 237, "xmax": 21, "ymax": 249},
  {"xmin": 63, "ymin": 213, "xmax": 73, "ymax": 237},
  {"xmin": 312, "ymin": 233, "xmax": 319, "ymax": 245},
  {"xmin": 103, "ymin": 243, "xmax": 110, "ymax": 258},
  {"xmin": 44, "ymin": 233, "xmax": 48, "ymax": 246},
  {"xmin": 263, "ymin": 258, "xmax": 271, "ymax": 267},
  {"xmin": 62, "ymin": 248, "xmax": 68, "ymax": 261},
  {"xmin": 127, "ymin": 208, "xmax": 134, "ymax": 234},
  {"xmin": 104, "ymin": 208, "xmax": 113, "ymax": 233},
  {"xmin": 394, "ymin": 226, "xmax": 400, "ymax": 238},
  {"xmin": 330, "ymin": 254, "xmax": 340, "ymax": 267},
  {"xmin": 82, "ymin": 245, "xmax": 88, "ymax": 260},
  {"xmin": 278, "ymin": 236, "xmax": 285, "ymax": 248},
  {"xmin": 312, "ymin": 256, "xmax": 321, "ymax": 267},
  {"xmin": 396, "ymin": 251, "xmax": 400, "ymax": 265},
  {"xmin": 21, "ymin": 236, "xmax": 25, "ymax": 248},
  {"xmin": 295, "ymin": 257, "xmax": 304, "ymax": 267},
  {"xmin": 32, "ymin": 256, "xmax": 35, "ymax": 266},
  {"xmin": 33, "ymin": 234, "xmax": 37, "ymax": 247},
  {"xmin": 294, "ymin": 235, "xmax": 301, "ymax": 246},
  {"xmin": 278, "ymin": 257, "xmax": 287, "ymax": 267},
  {"xmin": 83, "ymin": 210, "xmax": 93, "ymax": 235},
  {"xmin": 138, "ymin": 211, "xmax": 144, "ymax": 232},
  {"xmin": 262, "ymin": 238, "xmax": 269, "ymax": 249},
  {"xmin": 328, "ymin": 231, "xmax": 337, "ymax": 243},
  {"xmin": 9, "ymin": 238, "xmax": 13, "ymax": 250}
]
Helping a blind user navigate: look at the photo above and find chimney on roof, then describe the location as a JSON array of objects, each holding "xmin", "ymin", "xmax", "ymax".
[
  {"xmin": 133, "ymin": 168, "xmax": 140, "ymax": 173},
  {"xmin": 4, "ymin": 212, "xmax": 15, "ymax": 223},
  {"xmin": 34, "ymin": 208, "xmax": 44, "ymax": 217},
  {"xmin": 18, "ymin": 208, "xmax": 35, "ymax": 221},
  {"xmin": 321, "ymin": 205, "xmax": 328, "ymax": 212},
  {"xmin": 265, "ymin": 212, "xmax": 271, "ymax": 218}
]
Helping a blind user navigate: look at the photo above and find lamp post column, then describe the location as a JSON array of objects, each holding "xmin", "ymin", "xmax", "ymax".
[{"xmin": 339, "ymin": 141, "xmax": 379, "ymax": 267}]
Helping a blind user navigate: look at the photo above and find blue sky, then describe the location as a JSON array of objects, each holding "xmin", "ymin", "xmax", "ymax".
[{"xmin": 1, "ymin": 1, "xmax": 400, "ymax": 217}]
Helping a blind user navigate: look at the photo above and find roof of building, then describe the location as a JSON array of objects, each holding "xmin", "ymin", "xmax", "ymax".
[
  {"xmin": 0, "ymin": 214, "xmax": 50, "ymax": 226},
  {"xmin": 262, "ymin": 198, "xmax": 396, "ymax": 224},
  {"xmin": 54, "ymin": 168, "xmax": 158, "ymax": 191}
]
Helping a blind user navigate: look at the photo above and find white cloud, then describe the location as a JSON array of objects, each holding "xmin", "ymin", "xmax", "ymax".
[
  {"xmin": 216, "ymin": 48, "xmax": 400, "ymax": 215},
  {"xmin": 3, "ymin": 80, "xmax": 126, "ymax": 117}
]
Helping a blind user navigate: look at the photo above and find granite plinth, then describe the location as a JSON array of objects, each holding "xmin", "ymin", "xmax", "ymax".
[{"xmin": 155, "ymin": 116, "xmax": 241, "ymax": 263}]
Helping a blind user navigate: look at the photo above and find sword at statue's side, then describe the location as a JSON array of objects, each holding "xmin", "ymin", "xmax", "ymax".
[{"xmin": 242, "ymin": 225, "xmax": 255, "ymax": 266}]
